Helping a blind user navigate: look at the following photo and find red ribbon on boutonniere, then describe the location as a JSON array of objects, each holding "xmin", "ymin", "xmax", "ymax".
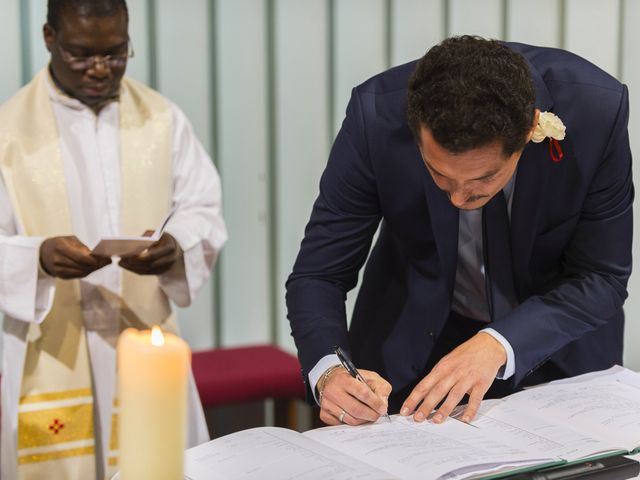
[
  {"xmin": 549, "ymin": 139, "xmax": 563, "ymax": 163},
  {"xmin": 531, "ymin": 111, "xmax": 566, "ymax": 163}
]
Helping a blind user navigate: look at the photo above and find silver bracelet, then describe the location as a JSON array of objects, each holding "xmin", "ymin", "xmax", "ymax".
[{"xmin": 318, "ymin": 365, "xmax": 343, "ymax": 405}]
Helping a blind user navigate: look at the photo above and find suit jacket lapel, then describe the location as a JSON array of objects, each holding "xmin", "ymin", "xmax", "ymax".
[
  {"xmin": 511, "ymin": 142, "xmax": 552, "ymax": 299},
  {"xmin": 511, "ymin": 57, "xmax": 554, "ymax": 299}
]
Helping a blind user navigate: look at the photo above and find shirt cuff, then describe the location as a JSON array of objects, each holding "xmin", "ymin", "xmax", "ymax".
[
  {"xmin": 0, "ymin": 237, "xmax": 55, "ymax": 323},
  {"xmin": 35, "ymin": 265, "xmax": 56, "ymax": 323},
  {"xmin": 308, "ymin": 354, "xmax": 341, "ymax": 405},
  {"xmin": 160, "ymin": 224, "xmax": 218, "ymax": 308},
  {"xmin": 157, "ymin": 227, "xmax": 197, "ymax": 307},
  {"xmin": 480, "ymin": 328, "xmax": 516, "ymax": 380},
  {"xmin": 157, "ymin": 253, "xmax": 190, "ymax": 307}
]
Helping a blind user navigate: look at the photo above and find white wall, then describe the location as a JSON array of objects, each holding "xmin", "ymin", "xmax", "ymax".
[{"xmin": 0, "ymin": 0, "xmax": 638, "ymax": 370}]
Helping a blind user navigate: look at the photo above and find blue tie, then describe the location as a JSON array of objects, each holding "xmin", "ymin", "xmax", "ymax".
[{"xmin": 482, "ymin": 190, "xmax": 518, "ymax": 320}]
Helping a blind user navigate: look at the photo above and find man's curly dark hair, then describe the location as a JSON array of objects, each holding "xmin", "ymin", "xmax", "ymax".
[{"xmin": 407, "ymin": 36, "xmax": 536, "ymax": 156}]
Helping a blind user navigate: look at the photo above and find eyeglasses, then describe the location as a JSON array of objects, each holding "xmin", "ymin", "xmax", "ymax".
[{"xmin": 56, "ymin": 38, "xmax": 134, "ymax": 72}]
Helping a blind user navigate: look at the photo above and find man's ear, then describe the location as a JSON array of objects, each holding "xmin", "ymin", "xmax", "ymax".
[
  {"xmin": 43, "ymin": 24, "xmax": 55, "ymax": 53},
  {"xmin": 525, "ymin": 109, "xmax": 541, "ymax": 143}
]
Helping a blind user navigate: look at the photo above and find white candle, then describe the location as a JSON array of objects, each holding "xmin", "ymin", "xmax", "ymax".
[{"xmin": 118, "ymin": 326, "xmax": 190, "ymax": 479}]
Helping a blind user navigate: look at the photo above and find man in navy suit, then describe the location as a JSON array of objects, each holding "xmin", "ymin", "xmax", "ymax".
[{"xmin": 286, "ymin": 36, "xmax": 633, "ymax": 427}]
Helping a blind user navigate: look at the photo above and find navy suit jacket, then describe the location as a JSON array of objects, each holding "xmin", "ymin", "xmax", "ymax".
[{"xmin": 286, "ymin": 43, "xmax": 633, "ymax": 398}]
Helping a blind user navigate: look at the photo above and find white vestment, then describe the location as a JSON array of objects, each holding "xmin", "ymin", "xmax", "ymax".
[{"xmin": 0, "ymin": 74, "xmax": 227, "ymax": 479}]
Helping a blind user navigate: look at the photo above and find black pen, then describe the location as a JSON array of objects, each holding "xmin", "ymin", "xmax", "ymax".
[{"xmin": 334, "ymin": 346, "xmax": 392, "ymax": 422}]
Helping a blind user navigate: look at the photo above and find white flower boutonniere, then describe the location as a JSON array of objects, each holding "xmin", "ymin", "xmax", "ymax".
[{"xmin": 531, "ymin": 111, "xmax": 566, "ymax": 162}]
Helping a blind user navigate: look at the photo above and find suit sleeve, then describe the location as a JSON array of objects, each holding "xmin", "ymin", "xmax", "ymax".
[
  {"xmin": 286, "ymin": 88, "xmax": 382, "ymax": 380},
  {"xmin": 492, "ymin": 86, "xmax": 634, "ymax": 385}
]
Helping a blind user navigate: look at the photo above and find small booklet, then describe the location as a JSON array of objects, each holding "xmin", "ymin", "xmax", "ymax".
[
  {"xmin": 183, "ymin": 366, "xmax": 640, "ymax": 480},
  {"xmin": 91, "ymin": 236, "xmax": 157, "ymax": 257},
  {"xmin": 91, "ymin": 209, "xmax": 174, "ymax": 257}
]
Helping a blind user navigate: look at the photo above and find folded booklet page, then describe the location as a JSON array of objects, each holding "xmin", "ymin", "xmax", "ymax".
[
  {"xmin": 184, "ymin": 366, "xmax": 640, "ymax": 480},
  {"xmin": 91, "ymin": 209, "xmax": 174, "ymax": 257},
  {"xmin": 91, "ymin": 236, "xmax": 157, "ymax": 257}
]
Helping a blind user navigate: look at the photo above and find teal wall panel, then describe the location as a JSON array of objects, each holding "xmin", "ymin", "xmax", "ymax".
[
  {"xmin": 155, "ymin": 0, "xmax": 216, "ymax": 350},
  {"xmin": 391, "ymin": 0, "xmax": 444, "ymax": 66},
  {"xmin": 449, "ymin": 0, "xmax": 503, "ymax": 39},
  {"xmin": 507, "ymin": 0, "xmax": 561, "ymax": 48},
  {"xmin": 156, "ymin": 0, "xmax": 212, "ymax": 150},
  {"xmin": 334, "ymin": 0, "xmax": 388, "ymax": 134},
  {"xmin": 215, "ymin": 0, "xmax": 271, "ymax": 347},
  {"xmin": 565, "ymin": 0, "xmax": 620, "ymax": 77},
  {"xmin": 27, "ymin": 0, "xmax": 48, "ymax": 78},
  {"xmin": 273, "ymin": 0, "xmax": 331, "ymax": 350},
  {"xmin": 125, "ymin": 0, "xmax": 152, "ymax": 85},
  {"xmin": 0, "ymin": 0, "xmax": 21, "ymax": 102}
]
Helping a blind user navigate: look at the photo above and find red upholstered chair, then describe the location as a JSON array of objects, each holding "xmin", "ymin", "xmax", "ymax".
[{"xmin": 191, "ymin": 345, "xmax": 306, "ymax": 431}]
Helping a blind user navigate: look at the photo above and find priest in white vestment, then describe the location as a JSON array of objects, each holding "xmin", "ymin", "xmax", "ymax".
[{"xmin": 0, "ymin": 1, "xmax": 227, "ymax": 479}]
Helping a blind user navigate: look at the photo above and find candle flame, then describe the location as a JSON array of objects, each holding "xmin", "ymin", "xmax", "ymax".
[{"xmin": 150, "ymin": 326, "xmax": 165, "ymax": 347}]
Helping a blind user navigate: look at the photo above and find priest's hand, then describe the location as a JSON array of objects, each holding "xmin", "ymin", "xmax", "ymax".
[
  {"xmin": 317, "ymin": 367, "xmax": 392, "ymax": 426},
  {"xmin": 40, "ymin": 235, "xmax": 112, "ymax": 279},
  {"xmin": 400, "ymin": 332, "xmax": 506, "ymax": 424},
  {"xmin": 118, "ymin": 232, "xmax": 183, "ymax": 275}
]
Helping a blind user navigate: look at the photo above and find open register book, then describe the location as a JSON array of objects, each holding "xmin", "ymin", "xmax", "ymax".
[{"xmin": 184, "ymin": 366, "xmax": 640, "ymax": 480}]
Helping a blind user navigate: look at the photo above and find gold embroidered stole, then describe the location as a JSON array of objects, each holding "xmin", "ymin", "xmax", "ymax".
[{"xmin": 0, "ymin": 69, "xmax": 175, "ymax": 479}]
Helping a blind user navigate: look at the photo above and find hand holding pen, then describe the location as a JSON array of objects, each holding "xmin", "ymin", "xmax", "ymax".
[
  {"xmin": 316, "ymin": 346, "xmax": 392, "ymax": 426},
  {"xmin": 335, "ymin": 346, "xmax": 392, "ymax": 422}
]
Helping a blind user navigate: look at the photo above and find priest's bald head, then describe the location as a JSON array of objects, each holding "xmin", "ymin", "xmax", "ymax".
[{"xmin": 43, "ymin": 0, "xmax": 132, "ymax": 112}]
